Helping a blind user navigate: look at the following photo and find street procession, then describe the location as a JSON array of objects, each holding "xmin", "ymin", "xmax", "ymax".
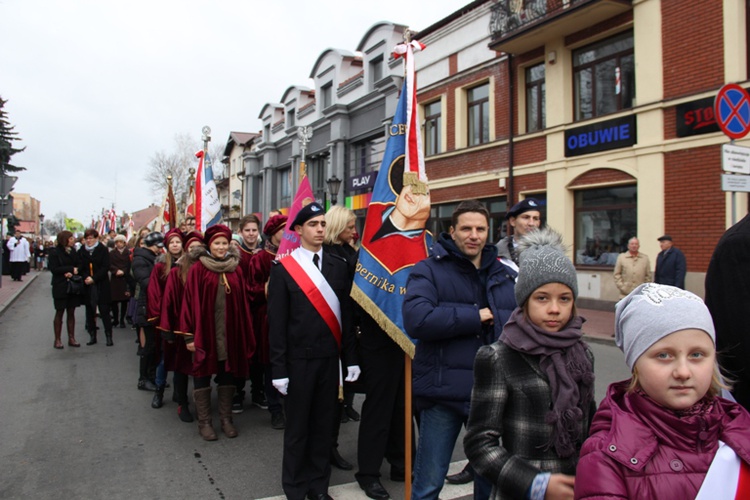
[{"xmin": 5, "ymin": 1, "xmax": 750, "ymax": 499}]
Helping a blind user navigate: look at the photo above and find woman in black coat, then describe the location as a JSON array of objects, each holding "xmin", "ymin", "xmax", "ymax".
[
  {"xmin": 109, "ymin": 234, "xmax": 132, "ymax": 328},
  {"xmin": 78, "ymin": 229, "xmax": 113, "ymax": 346},
  {"xmin": 48, "ymin": 230, "xmax": 82, "ymax": 349}
]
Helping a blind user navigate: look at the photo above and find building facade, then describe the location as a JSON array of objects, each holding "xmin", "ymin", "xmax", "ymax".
[{"xmin": 242, "ymin": 0, "xmax": 749, "ymax": 305}]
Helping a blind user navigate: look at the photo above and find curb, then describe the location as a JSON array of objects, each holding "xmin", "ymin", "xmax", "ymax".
[{"xmin": 0, "ymin": 272, "xmax": 40, "ymax": 318}]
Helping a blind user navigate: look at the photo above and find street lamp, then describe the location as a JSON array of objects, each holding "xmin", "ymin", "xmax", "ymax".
[
  {"xmin": 39, "ymin": 213, "xmax": 45, "ymax": 240},
  {"xmin": 326, "ymin": 176, "xmax": 342, "ymax": 206}
]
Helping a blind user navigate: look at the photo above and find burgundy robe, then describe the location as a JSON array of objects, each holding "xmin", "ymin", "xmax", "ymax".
[
  {"xmin": 179, "ymin": 260, "xmax": 255, "ymax": 378},
  {"xmin": 247, "ymin": 249, "xmax": 275, "ymax": 364},
  {"xmin": 158, "ymin": 266, "xmax": 192, "ymax": 375}
]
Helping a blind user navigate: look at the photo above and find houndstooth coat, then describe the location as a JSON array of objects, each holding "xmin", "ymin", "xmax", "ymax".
[{"xmin": 464, "ymin": 341, "xmax": 596, "ymax": 500}]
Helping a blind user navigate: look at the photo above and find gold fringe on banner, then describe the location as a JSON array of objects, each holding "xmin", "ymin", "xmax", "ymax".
[{"xmin": 351, "ymin": 283, "xmax": 416, "ymax": 359}]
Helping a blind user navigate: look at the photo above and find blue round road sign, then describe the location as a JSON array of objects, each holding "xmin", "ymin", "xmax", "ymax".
[{"xmin": 715, "ymin": 83, "xmax": 750, "ymax": 140}]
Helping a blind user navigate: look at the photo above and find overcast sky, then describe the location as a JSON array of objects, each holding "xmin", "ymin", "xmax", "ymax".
[{"xmin": 1, "ymin": 0, "xmax": 463, "ymax": 226}]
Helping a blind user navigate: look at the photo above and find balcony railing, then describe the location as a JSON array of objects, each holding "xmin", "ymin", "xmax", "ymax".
[{"xmin": 489, "ymin": 0, "xmax": 631, "ymax": 54}]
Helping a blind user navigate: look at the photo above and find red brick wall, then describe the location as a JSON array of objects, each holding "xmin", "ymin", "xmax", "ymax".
[
  {"xmin": 449, "ymin": 53, "xmax": 458, "ymax": 76},
  {"xmin": 664, "ymin": 107, "xmax": 677, "ymax": 140},
  {"xmin": 565, "ymin": 11, "xmax": 633, "ymax": 46},
  {"xmin": 514, "ymin": 136, "xmax": 546, "ymax": 166},
  {"xmin": 664, "ymin": 145, "xmax": 725, "ymax": 271},
  {"xmin": 662, "ymin": 0, "xmax": 724, "ymax": 99},
  {"xmin": 425, "ymin": 145, "xmax": 508, "ymax": 181},
  {"xmin": 570, "ymin": 168, "xmax": 635, "ymax": 187},
  {"xmin": 512, "ymin": 172, "xmax": 546, "ymax": 203},
  {"xmin": 431, "ymin": 180, "xmax": 500, "ymax": 204}
]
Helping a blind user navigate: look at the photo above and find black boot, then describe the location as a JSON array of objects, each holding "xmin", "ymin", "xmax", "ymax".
[
  {"xmin": 138, "ymin": 356, "xmax": 157, "ymax": 391},
  {"xmin": 86, "ymin": 331, "xmax": 97, "ymax": 346},
  {"xmin": 151, "ymin": 386, "xmax": 165, "ymax": 408},
  {"xmin": 105, "ymin": 331, "xmax": 113, "ymax": 346}
]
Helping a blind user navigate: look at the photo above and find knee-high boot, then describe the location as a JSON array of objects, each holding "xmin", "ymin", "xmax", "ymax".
[
  {"xmin": 137, "ymin": 356, "xmax": 157, "ymax": 391},
  {"xmin": 217, "ymin": 385, "xmax": 238, "ymax": 438},
  {"xmin": 193, "ymin": 387, "xmax": 217, "ymax": 441}
]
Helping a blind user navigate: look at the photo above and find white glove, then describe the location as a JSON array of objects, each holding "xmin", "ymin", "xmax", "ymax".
[
  {"xmin": 272, "ymin": 378, "xmax": 289, "ymax": 395},
  {"xmin": 345, "ymin": 365, "xmax": 361, "ymax": 382}
]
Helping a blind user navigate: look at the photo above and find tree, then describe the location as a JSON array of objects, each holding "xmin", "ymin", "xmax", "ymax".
[
  {"xmin": 0, "ymin": 96, "xmax": 25, "ymax": 174},
  {"xmin": 145, "ymin": 132, "xmax": 225, "ymax": 208}
]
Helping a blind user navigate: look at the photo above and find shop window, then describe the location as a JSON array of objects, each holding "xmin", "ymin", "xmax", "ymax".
[
  {"xmin": 526, "ymin": 63, "xmax": 546, "ymax": 132},
  {"xmin": 574, "ymin": 31, "xmax": 635, "ymax": 121},
  {"xmin": 468, "ymin": 83, "xmax": 490, "ymax": 146},
  {"xmin": 574, "ymin": 185, "xmax": 637, "ymax": 266},
  {"xmin": 349, "ymin": 137, "xmax": 385, "ymax": 179},
  {"xmin": 424, "ymin": 100, "xmax": 441, "ymax": 156}
]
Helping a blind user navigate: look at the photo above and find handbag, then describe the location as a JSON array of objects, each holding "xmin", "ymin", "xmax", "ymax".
[{"xmin": 66, "ymin": 275, "xmax": 84, "ymax": 296}]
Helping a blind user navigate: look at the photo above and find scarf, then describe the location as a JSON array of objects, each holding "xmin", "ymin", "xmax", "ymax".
[
  {"xmin": 263, "ymin": 238, "xmax": 279, "ymax": 254},
  {"xmin": 198, "ymin": 250, "xmax": 240, "ymax": 362},
  {"xmin": 502, "ymin": 308, "xmax": 595, "ymax": 457},
  {"xmin": 84, "ymin": 241, "xmax": 99, "ymax": 253}
]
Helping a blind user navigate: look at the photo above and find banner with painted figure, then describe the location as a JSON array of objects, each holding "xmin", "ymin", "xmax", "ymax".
[
  {"xmin": 351, "ymin": 39, "xmax": 431, "ymax": 359},
  {"xmin": 194, "ymin": 150, "xmax": 222, "ymax": 232}
]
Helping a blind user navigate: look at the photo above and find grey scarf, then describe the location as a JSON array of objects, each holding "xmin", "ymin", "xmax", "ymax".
[{"xmin": 502, "ymin": 308, "xmax": 595, "ymax": 457}]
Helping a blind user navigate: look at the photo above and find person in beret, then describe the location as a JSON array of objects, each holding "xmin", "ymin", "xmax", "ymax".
[
  {"xmin": 654, "ymin": 234, "xmax": 686, "ymax": 289},
  {"xmin": 267, "ymin": 203, "xmax": 360, "ymax": 500},
  {"xmin": 496, "ymin": 198, "xmax": 542, "ymax": 268},
  {"xmin": 245, "ymin": 214, "xmax": 288, "ymax": 429},
  {"xmin": 179, "ymin": 224, "xmax": 256, "ymax": 441}
]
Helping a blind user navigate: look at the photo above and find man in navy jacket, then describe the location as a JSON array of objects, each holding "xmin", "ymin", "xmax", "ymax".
[
  {"xmin": 403, "ymin": 200, "xmax": 517, "ymax": 500},
  {"xmin": 654, "ymin": 234, "xmax": 686, "ymax": 289}
]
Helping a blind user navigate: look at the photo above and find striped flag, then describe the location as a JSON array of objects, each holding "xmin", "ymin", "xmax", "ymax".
[
  {"xmin": 276, "ymin": 168, "xmax": 316, "ymax": 260},
  {"xmin": 194, "ymin": 150, "xmax": 222, "ymax": 232},
  {"xmin": 351, "ymin": 39, "xmax": 431, "ymax": 358}
]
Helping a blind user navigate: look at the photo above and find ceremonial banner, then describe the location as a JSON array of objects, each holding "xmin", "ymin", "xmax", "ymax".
[
  {"xmin": 276, "ymin": 170, "xmax": 315, "ymax": 260},
  {"xmin": 158, "ymin": 181, "xmax": 178, "ymax": 231},
  {"xmin": 194, "ymin": 150, "xmax": 221, "ymax": 232},
  {"xmin": 351, "ymin": 40, "xmax": 430, "ymax": 359}
]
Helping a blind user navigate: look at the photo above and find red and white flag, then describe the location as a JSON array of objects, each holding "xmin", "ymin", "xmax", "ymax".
[{"xmin": 696, "ymin": 441, "xmax": 750, "ymax": 499}]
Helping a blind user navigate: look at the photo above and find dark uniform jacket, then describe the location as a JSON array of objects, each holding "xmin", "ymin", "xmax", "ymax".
[{"xmin": 268, "ymin": 247, "xmax": 357, "ymax": 380}]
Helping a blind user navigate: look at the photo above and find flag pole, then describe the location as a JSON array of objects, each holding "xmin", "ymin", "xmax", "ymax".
[{"xmin": 403, "ymin": 26, "xmax": 415, "ymax": 500}]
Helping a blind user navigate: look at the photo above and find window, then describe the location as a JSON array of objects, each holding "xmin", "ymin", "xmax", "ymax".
[
  {"xmin": 468, "ymin": 83, "xmax": 490, "ymax": 146},
  {"xmin": 349, "ymin": 137, "xmax": 385, "ymax": 178},
  {"xmin": 321, "ymin": 83, "xmax": 333, "ymax": 109},
  {"xmin": 574, "ymin": 185, "xmax": 637, "ymax": 266},
  {"xmin": 264, "ymin": 124, "xmax": 271, "ymax": 142},
  {"xmin": 574, "ymin": 31, "xmax": 635, "ymax": 121},
  {"xmin": 370, "ymin": 56, "xmax": 384, "ymax": 87},
  {"xmin": 288, "ymin": 108, "xmax": 295, "ymax": 127},
  {"xmin": 424, "ymin": 100, "xmax": 441, "ymax": 156},
  {"xmin": 525, "ymin": 63, "xmax": 545, "ymax": 132},
  {"xmin": 278, "ymin": 167, "xmax": 291, "ymax": 208},
  {"xmin": 308, "ymin": 155, "xmax": 327, "ymax": 202}
]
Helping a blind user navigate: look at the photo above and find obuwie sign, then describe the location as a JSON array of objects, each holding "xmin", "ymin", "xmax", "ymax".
[{"xmin": 564, "ymin": 115, "xmax": 637, "ymax": 157}]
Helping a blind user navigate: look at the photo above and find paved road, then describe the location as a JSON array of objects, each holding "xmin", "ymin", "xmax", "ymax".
[{"xmin": 0, "ymin": 276, "xmax": 631, "ymax": 500}]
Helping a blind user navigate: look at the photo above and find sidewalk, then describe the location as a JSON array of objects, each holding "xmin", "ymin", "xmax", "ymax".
[
  {"xmin": 579, "ymin": 307, "xmax": 616, "ymax": 345},
  {"xmin": 0, "ymin": 270, "xmax": 41, "ymax": 317}
]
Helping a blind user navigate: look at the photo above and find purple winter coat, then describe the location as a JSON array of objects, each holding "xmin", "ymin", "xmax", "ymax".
[{"xmin": 574, "ymin": 381, "xmax": 750, "ymax": 499}]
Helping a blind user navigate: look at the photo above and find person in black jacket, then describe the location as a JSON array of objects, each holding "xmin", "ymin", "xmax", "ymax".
[
  {"xmin": 78, "ymin": 229, "xmax": 113, "ymax": 347},
  {"xmin": 132, "ymin": 231, "xmax": 164, "ymax": 392},
  {"xmin": 48, "ymin": 230, "xmax": 81, "ymax": 349},
  {"xmin": 268, "ymin": 203, "xmax": 360, "ymax": 500},
  {"xmin": 654, "ymin": 234, "xmax": 686, "ymax": 289}
]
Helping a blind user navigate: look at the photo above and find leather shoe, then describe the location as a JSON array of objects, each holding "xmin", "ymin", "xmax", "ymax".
[
  {"xmin": 359, "ymin": 479, "xmax": 390, "ymax": 499},
  {"xmin": 306, "ymin": 493, "xmax": 334, "ymax": 500},
  {"xmin": 137, "ymin": 378, "xmax": 158, "ymax": 391},
  {"xmin": 344, "ymin": 405, "xmax": 360, "ymax": 421},
  {"xmin": 445, "ymin": 464, "xmax": 474, "ymax": 485},
  {"xmin": 330, "ymin": 447, "xmax": 353, "ymax": 470}
]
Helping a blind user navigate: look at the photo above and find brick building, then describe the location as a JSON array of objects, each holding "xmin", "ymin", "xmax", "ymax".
[{"xmin": 242, "ymin": 0, "xmax": 749, "ymax": 305}]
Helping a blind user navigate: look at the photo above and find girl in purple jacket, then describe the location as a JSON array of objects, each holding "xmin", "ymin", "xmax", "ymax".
[{"xmin": 575, "ymin": 283, "xmax": 750, "ymax": 499}]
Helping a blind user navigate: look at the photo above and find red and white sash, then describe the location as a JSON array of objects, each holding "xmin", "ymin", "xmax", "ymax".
[
  {"xmin": 281, "ymin": 248, "xmax": 342, "ymax": 347},
  {"xmin": 696, "ymin": 441, "xmax": 750, "ymax": 499}
]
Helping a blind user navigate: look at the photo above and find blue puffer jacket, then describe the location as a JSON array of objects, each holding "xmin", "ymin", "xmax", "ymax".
[{"xmin": 403, "ymin": 234, "xmax": 517, "ymax": 416}]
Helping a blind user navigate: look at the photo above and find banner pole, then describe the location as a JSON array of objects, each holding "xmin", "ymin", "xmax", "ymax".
[{"xmin": 405, "ymin": 353, "xmax": 413, "ymax": 499}]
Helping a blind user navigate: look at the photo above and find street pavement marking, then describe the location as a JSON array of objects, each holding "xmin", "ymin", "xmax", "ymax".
[{"xmin": 257, "ymin": 459, "xmax": 474, "ymax": 499}]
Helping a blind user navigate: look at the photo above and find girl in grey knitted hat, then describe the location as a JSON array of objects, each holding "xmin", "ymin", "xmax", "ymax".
[
  {"xmin": 465, "ymin": 227, "xmax": 595, "ymax": 499},
  {"xmin": 574, "ymin": 283, "xmax": 750, "ymax": 499}
]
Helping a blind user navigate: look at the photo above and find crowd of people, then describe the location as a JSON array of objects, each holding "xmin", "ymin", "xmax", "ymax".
[{"xmin": 35, "ymin": 198, "xmax": 750, "ymax": 500}]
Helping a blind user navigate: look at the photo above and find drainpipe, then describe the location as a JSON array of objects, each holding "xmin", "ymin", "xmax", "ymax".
[{"xmin": 507, "ymin": 53, "xmax": 515, "ymax": 226}]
